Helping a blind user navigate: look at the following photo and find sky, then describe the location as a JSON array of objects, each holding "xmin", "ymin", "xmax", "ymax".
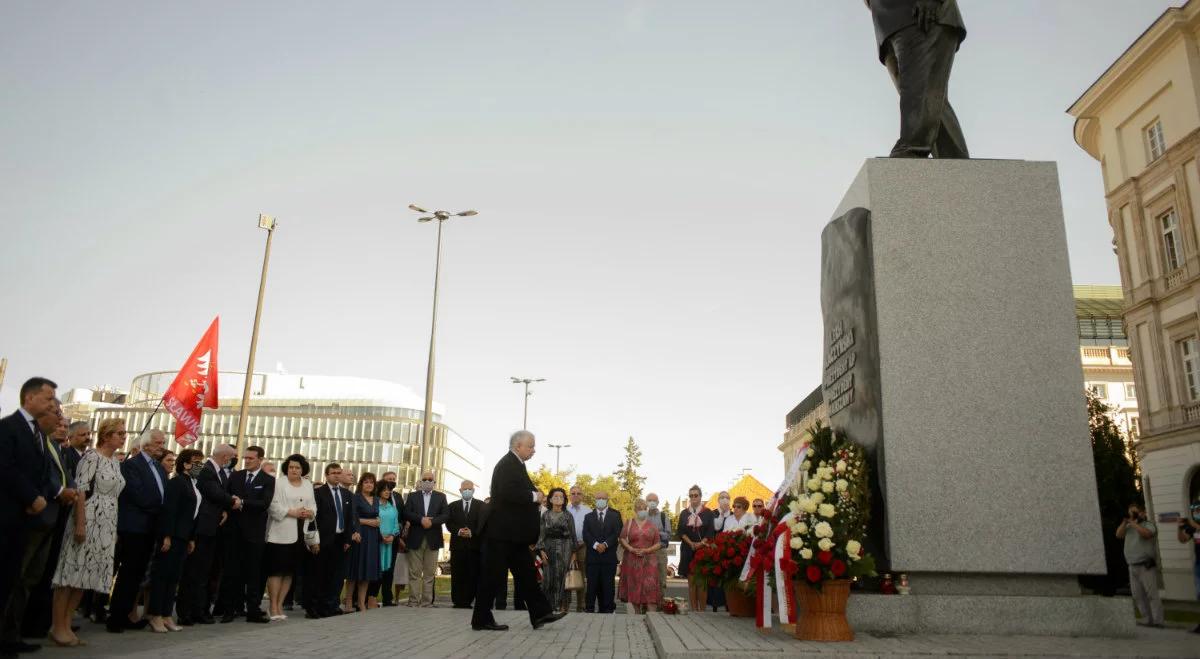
[{"xmin": 0, "ymin": 1, "xmax": 1176, "ymax": 503}]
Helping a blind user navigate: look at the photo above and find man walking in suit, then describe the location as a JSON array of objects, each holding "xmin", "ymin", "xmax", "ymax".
[
  {"xmin": 446, "ymin": 480, "xmax": 483, "ymax": 609},
  {"xmin": 106, "ymin": 429, "xmax": 168, "ymax": 633},
  {"xmin": 305, "ymin": 463, "xmax": 358, "ymax": 618},
  {"xmin": 0, "ymin": 390, "xmax": 75, "ymax": 655},
  {"xmin": 582, "ymin": 490, "xmax": 622, "ymax": 614},
  {"xmin": 865, "ymin": 0, "xmax": 968, "ymax": 158},
  {"xmin": 177, "ymin": 444, "xmax": 240, "ymax": 625},
  {"xmin": 470, "ymin": 431, "xmax": 566, "ymax": 632},
  {"xmin": 404, "ymin": 469, "xmax": 449, "ymax": 607},
  {"xmin": 219, "ymin": 446, "xmax": 274, "ymax": 623}
]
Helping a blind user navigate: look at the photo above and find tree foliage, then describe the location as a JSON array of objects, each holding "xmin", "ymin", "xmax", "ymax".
[
  {"xmin": 612, "ymin": 436, "xmax": 646, "ymax": 502},
  {"xmin": 1083, "ymin": 392, "xmax": 1142, "ymax": 595}
]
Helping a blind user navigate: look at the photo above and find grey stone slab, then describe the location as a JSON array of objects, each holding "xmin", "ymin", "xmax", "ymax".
[{"xmin": 822, "ymin": 158, "xmax": 1105, "ymax": 577}]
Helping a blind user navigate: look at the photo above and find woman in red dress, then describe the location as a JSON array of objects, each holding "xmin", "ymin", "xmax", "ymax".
[{"xmin": 617, "ymin": 499, "xmax": 661, "ymax": 613}]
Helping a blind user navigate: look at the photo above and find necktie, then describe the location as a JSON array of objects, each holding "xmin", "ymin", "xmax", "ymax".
[
  {"xmin": 599, "ymin": 511, "xmax": 604, "ymax": 524},
  {"xmin": 464, "ymin": 501, "xmax": 469, "ymax": 515},
  {"xmin": 45, "ymin": 436, "xmax": 66, "ymax": 487},
  {"xmin": 247, "ymin": 471, "xmax": 253, "ymax": 487},
  {"xmin": 333, "ymin": 486, "xmax": 344, "ymax": 531}
]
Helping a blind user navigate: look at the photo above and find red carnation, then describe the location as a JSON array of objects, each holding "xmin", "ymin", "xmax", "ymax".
[
  {"xmin": 806, "ymin": 565, "xmax": 821, "ymax": 582},
  {"xmin": 817, "ymin": 551, "xmax": 833, "ymax": 565},
  {"xmin": 831, "ymin": 559, "xmax": 846, "ymax": 577},
  {"xmin": 726, "ymin": 547, "xmax": 735, "ymax": 557}
]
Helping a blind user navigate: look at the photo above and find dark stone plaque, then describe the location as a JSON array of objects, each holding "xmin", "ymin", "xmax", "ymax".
[{"xmin": 820, "ymin": 207, "xmax": 889, "ymax": 569}]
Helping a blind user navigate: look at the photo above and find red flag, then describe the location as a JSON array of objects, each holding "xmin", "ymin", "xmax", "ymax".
[{"xmin": 162, "ymin": 317, "xmax": 220, "ymax": 447}]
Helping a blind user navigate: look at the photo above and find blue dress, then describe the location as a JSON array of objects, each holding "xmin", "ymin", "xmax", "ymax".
[
  {"xmin": 347, "ymin": 494, "xmax": 381, "ymax": 581},
  {"xmin": 379, "ymin": 500, "xmax": 400, "ymax": 573}
]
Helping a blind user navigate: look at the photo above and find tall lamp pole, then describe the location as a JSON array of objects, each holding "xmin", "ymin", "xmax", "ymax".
[
  {"xmin": 411, "ymin": 204, "xmax": 478, "ymax": 475},
  {"xmin": 510, "ymin": 376, "xmax": 546, "ymax": 429},
  {"xmin": 547, "ymin": 442, "xmax": 571, "ymax": 473},
  {"xmin": 235, "ymin": 214, "xmax": 277, "ymax": 459}
]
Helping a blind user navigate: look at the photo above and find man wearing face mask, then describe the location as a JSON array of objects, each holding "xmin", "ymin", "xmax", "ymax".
[
  {"xmin": 1117, "ymin": 503, "xmax": 1162, "ymax": 628},
  {"xmin": 403, "ymin": 470, "xmax": 448, "ymax": 607},
  {"xmin": 1178, "ymin": 500, "xmax": 1200, "ymax": 634},
  {"xmin": 581, "ymin": 490, "xmax": 622, "ymax": 613},
  {"xmin": 644, "ymin": 494, "xmax": 670, "ymax": 599},
  {"xmin": 446, "ymin": 480, "xmax": 483, "ymax": 608}
]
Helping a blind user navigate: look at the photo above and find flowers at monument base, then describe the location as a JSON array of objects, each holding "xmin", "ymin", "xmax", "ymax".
[
  {"xmin": 786, "ymin": 423, "xmax": 877, "ymax": 589},
  {"xmin": 688, "ymin": 530, "xmax": 753, "ymax": 591}
]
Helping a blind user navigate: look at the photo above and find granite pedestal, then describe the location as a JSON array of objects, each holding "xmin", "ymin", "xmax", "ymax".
[{"xmin": 819, "ymin": 158, "xmax": 1130, "ymax": 636}]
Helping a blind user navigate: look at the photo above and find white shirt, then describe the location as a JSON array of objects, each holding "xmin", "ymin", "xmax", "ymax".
[
  {"xmin": 713, "ymin": 508, "xmax": 733, "ymax": 530},
  {"xmin": 188, "ymin": 476, "xmax": 202, "ymax": 519},
  {"xmin": 722, "ymin": 512, "xmax": 758, "ymax": 533},
  {"xmin": 567, "ymin": 503, "xmax": 591, "ymax": 542},
  {"xmin": 422, "ymin": 490, "xmax": 433, "ymax": 515}
]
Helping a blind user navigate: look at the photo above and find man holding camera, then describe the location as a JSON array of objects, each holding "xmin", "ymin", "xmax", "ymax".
[{"xmin": 1117, "ymin": 503, "xmax": 1163, "ymax": 628}]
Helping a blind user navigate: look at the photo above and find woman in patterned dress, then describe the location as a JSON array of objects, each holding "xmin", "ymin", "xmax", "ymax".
[
  {"xmin": 536, "ymin": 488, "xmax": 576, "ymax": 613},
  {"xmin": 50, "ymin": 418, "xmax": 127, "ymax": 647},
  {"xmin": 618, "ymin": 499, "xmax": 662, "ymax": 613}
]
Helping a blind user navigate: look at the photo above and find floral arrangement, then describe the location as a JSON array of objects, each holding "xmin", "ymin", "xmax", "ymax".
[
  {"xmin": 783, "ymin": 423, "xmax": 876, "ymax": 589},
  {"xmin": 688, "ymin": 530, "xmax": 752, "ymax": 591}
]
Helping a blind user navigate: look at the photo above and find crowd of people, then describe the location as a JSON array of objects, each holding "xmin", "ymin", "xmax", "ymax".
[{"xmin": 0, "ymin": 376, "xmax": 791, "ymax": 656}]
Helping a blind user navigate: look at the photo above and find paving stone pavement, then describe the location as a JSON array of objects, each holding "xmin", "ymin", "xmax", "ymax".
[
  {"xmin": 36, "ymin": 606, "xmax": 657, "ymax": 659},
  {"xmin": 647, "ymin": 611, "xmax": 1200, "ymax": 658}
]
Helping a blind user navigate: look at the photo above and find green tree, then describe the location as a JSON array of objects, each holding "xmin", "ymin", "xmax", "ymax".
[
  {"xmin": 571, "ymin": 473, "xmax": 634, "ymax": 521},
  {"xmin": 1084, "ymin": 392, "xmax": 1142, "ymax": 596},
  {"xmin": 529, "ymin": 465, "xmax": 572, "ymax": 498},
  {"xmin": 612, "ymin": 436, "xmax": 646, "ymax": 502}
]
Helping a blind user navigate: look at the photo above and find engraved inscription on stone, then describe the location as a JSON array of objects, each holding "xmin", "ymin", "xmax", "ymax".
[{"xmin": 823, "ymin": 319, "xmax": 857, "ymax": 416}]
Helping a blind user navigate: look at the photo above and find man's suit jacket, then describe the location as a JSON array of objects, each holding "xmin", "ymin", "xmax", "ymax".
[
  {"xmin": 482, "ymin": 451, "xmax": 540, "ymax": 546},
  {"xmin": 156, "ymin": 475, "xmax": 199, "ymax": 541},
  {"xmin": 0, "ymin": 412, "xmax": 51, "ymax": 530},
  {"xmin": 403, "ymin": 489, "xmax": 449, "ymax": 550},
  {"xmin": 866, "ymin": 0, "xmax": 965, "ymax": 61},
  {"xmin": 60, "ymin": 445, "xmax": 85, "ymax": 481},
  {"xmin": 582, "ymin": 509, "xmax": 623, "ymax": 565},
  {"xmin": 313, "ymin": 483, "xmax": 358, "ymax": 549},
  {"xmin": 228, "ymin": 469, "xmax": 275, "ymax": 544},
  {"xmin": 446, "ymin": 498, "xmax": 483, "ymax": 553},
  {"xmin": 195, "ymin": 461, "xmax": 234, "ymax": 538},
  {"xmin": 117, "ymin": 451, "xmax": 168, "ymax": 535}
]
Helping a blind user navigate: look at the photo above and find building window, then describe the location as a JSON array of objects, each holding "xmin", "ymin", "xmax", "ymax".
[
  {"xmin": 1180, "ymin": 337, "xmax": 1200, "ymax": 401},
  {"xmin": 1146, "ymin": 120, "xmax": 1166, "ymax": 162},
  {"xmin": 1128, "ymin": 415, "xmax": 1139, "ymax": 439},
  {"xmin": 1087, "ymin": 383, "xmax": 1108, "ymax": 399},
  {"xmin": 1161, "ymin": 209, "xmax": 1183, "ymax": 272},
  {"xmin": 1124, "ymin": 383, "xmax": 1137, "ymax": 400}
]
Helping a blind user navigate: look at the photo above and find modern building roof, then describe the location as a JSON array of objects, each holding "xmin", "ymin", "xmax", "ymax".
[{"xmin": 1074, "ymin": 284, "xmax": 1124, "ymax": 319}]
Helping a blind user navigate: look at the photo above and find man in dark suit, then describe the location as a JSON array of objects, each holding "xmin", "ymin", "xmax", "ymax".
[
  {"xmin": 403, "ymin": 469, "xmax": 449, "ymax": 607},
  {"xmin": 0, "ymin": 386, "xmax": 74, "ymax": 656},
  {"xmin": 445, "ymin": 479, "xmax": 483, "ymax": 609},
  {"xmin": 470, "ymin": 431, "xmax": 565, "ymax": 631},
  {"xmin": 865, "ymin": 0, "xmax": 967, "ymax": 158},
  {"xmin": 218, "ymin": 446, "xmax": 274, "ymax": 624},
  {"xmin": 59, "ymin": 422, "xmax": 90, "ymax": 480},
  {"xmin": 106, "ymin": 428, "xmax": 168, "ymax": 633},
  {"xmin": 177, "ymin": 444, "xmax": 240, "ymax": 626},
  {"xmin": 305, "ymin": 463, "xmax": 358, "ymax": 618},
  {"xmin": 581, "ymin": 490, "xmax": 622, "ymax": 614}
]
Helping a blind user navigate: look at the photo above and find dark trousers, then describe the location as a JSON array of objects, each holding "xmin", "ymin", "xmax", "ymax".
[
  {"xmin": 218, "ymin": 538, "xmax": 265, "ymax": 614},
  {"xmin": 109, "ymin": 531, "xmax": 154, "ymax": 624},
  {"xmin": 177, "ymin": 535, "xmax": 217, "ymax": 620},
  {"xmin": 449, "ymin": 547, "xmax": 480, "ymax": 608},
  {"xmin": 304, "ymin": 538, "xmax": 345, "ymax": 614},
  {"xmin": 0, "ymin": 524, "xmax": 27, "ymax": 635},
  {"xmin": 147, "ymin": 539, "xmax": 187, "ymax": 616},
  {"xmin": 884, "ymin": 24, "xmax": 968, "ymax": 159},
  {"xmin": 471, "ymin": 539, "xmax": 550, "ymax": 628},
  {"xmin": 23, "ymin": 509, "xmax": 69, "ymax": 638},
  {"xmin": 1, "ymin": 525, "xmax": 52, "ymax": 643},
  {"xmin": 585, "ymin": 561, "xmax": 616, "ymax": 613},
  {"xmin": 379, "ymin": 565, "xmax": 396, "ymax": 605}
]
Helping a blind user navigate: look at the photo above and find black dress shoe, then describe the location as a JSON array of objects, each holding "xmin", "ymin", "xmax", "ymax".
[
  {"xmin": 70, "ymin": 625, "xmax": 79, "ymax": 633},
  {"xmin": 245, "ymin": 612, "xmax": 270, "ymax": 624},
  {"xmin": 176, "ymin": 617, "xmax": 194, "ymax": 626},
  {"xmin": 452, "ymin": 604, "xmax": 472, "ymax": 609},
  {"xmin": 196, "ymin": 616, "xmax": 216, "ymax": 625},
  {"xmin": 532, "ymin": 611, "xmax": 567, "ymax": 630},
  {"xmin": 0, "ymin": 641, "xmax": 40, "ymax": 653},
  {"xmin": 125, "ymin": 619, "xmax": 149, "ymax": 630},
  {"xmin": 472, "ymin": 623, "xmax": 508, "ymax": 631},
  {"xmin": 104, "ymin": 623, "xmax": 124, "ymax": 634},
  {"xmin": 219, "ymin": 613, "xmax": 237, "ymax": 624},
  {"xmin": 304, "ymin": 610, "xmax": 322, "ymax": 620}
]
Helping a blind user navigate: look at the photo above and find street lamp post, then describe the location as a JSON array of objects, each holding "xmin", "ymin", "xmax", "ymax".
[
  {"xmin": 411, "ymin": 204, "xmax": 478, "ymax": 476},
  {"xmin": 510, "ymin": 376, "xmax": 546, "ymax": 429},
  {"xmin": 547, "ymin": 442, "xmax": 571, "ymax": 473},
  {"xmin": 235, "ymin": 213, "xmax": 277, "ymax": 459}
]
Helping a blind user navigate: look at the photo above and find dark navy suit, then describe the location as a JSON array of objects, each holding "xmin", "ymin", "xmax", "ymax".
[
  {"xmin": 581, "ymin": 508, "xmax": 622, "ymax": 613},
  {"xmin": 109, "ymin": 450, "xmax": 167, "ymax": 628}
]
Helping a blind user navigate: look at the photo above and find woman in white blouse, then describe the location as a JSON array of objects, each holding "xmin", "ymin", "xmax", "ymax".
[
  {"xmin": 722, "ymin": 496, "xmax": 758, "ymax": 533},
  {"xmin": 264, "ymin": 454, "xmax": 319, "ymax": 620}
]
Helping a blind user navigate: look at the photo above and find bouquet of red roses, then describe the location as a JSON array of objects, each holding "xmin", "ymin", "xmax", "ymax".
[{"xmin": 687, "ymin": 530, "xmax": 752, "ymax": 591}]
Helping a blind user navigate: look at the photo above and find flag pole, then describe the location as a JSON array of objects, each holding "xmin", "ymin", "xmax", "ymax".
[
  {"xmin": 137, "ymin": 398, "xmax": 165, "ymax": 438},
  {"xmin": 235, "ymin": 214, "xmax": 277, "ymax": 460}
]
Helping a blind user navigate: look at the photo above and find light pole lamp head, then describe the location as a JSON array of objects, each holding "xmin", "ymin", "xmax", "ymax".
[
  {"xmin": 456, "ymin": 210, "xmax": 478, "ymax": 217},
  {"xmin": 258, "ymin": 214, "xmax": 277, "ymax": 230}
]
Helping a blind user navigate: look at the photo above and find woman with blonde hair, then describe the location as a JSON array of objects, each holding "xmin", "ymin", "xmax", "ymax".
[{"xmin": 50, "ymin": 418, "xmax": 127, "ymax": 647}]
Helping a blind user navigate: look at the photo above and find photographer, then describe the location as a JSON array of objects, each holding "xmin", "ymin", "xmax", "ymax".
[
  {"xmin": 1178, "ymin": 500, "xmax": 1200, "ymax": 634},
  {"xmin": 1116, "ymin": 503, "xmax": 1163, "ymax": 628}
]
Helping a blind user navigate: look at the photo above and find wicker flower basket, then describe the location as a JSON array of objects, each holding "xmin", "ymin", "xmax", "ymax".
[
  {"xmin": 724, "ymin": 583, "xmax": 755, "ymax": 618},
  {"xmin": 793, "ymin": 579, "xmax": 854, "ymax": 642}
]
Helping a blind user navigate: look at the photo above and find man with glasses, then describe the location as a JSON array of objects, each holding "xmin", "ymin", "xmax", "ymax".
[
  {"xmin": 565, "ymin": 486, "xmax": 591, "ymax": 612},
  {"xmin": 403, "ymin": 470, "xmax": 448, "ymax": 607}
]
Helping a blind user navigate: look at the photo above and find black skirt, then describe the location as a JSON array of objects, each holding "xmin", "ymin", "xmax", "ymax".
[{"xmin": 265, "ymin": 540, "xmax": 304, "ymax": 577}]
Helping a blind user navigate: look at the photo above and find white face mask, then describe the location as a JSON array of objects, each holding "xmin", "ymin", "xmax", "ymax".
[
  {"xmin": 636, "ymin": 510, "xmax": 648, "ymax": 520},
  {"xmin": 719, "ymin": 497, "xmax": 730, "ymax": 508},
  {"xmin": 647, "ymin": 500, "xmax": 659, "ymax": 510}
]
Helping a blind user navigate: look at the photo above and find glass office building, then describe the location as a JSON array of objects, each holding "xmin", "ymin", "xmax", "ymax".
[{"xmin": 94, "ymin": 370, "xmax": 483, "ymax": 496}]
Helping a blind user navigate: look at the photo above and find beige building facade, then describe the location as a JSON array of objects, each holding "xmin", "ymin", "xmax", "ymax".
[{"xmin": 1069, "ymin": 1, "xmax": 1200, "ymax": 600}]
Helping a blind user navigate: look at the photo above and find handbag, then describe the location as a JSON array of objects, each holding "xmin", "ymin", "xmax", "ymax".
[{"xmin": 565, "ymin": 559, "xmax": 584, "ymax": 591}]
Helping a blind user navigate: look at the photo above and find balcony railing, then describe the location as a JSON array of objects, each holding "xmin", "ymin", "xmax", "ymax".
[
  {"xmin": 1166, "ymin": 267, "xmax": 1187, "ymax": 290},
  {"xmin": 1184, "ymin": 401, "xmax": 1200, "ymax": 423}
]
